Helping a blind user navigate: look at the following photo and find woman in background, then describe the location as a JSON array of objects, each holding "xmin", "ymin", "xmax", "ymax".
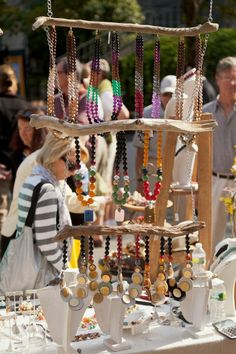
[{"xmin": 10, "ymin": 107, "xmax": 48, "ymax": 188}]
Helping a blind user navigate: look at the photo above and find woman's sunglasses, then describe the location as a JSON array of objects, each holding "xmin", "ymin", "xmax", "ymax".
[{"xmin": 61, "ymin": 156, "xmax": 77, "ymax": 171}]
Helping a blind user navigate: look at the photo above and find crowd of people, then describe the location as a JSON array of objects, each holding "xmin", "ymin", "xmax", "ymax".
[{"xmin": 0, "ymin": 53, "xmax": 235, "ymax": 290}]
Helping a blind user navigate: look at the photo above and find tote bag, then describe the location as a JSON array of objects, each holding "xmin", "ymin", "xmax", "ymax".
[{"xmin": 0, "ymin": 182, "xmax": 58, "ymax": 293}]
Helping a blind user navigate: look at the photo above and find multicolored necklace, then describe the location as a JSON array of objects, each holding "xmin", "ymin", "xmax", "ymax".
[
  {"xmin": 75, "ymin": 35, "xmax": 101, "ymax": 210},
  {"xmin": 111, "ymin": 31, "xmax": 122, "ymax": 120},
  {"xmin": 111, "ymin": 32, "xmax": 130, "ymax": 211}
]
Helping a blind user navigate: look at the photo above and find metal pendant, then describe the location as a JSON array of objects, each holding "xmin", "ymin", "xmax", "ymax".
[
  {"xmin": 128, "ymin": 284, "xmax": 142, "ymax": 299},
  {"xmin": 98, "ymin": 282, "xmax": 113, "ymax": 296},
  {"xmin": 68, "ymin": 296, "xmax": 84, "ymax": 311}
]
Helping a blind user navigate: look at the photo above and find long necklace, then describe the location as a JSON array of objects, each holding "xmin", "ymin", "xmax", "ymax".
[
  {"xmin": 67, "ymin": 28, "xmax": 79, "ymax": 122},
  {"xmin": 194, "ymin": 35, "xmax": 203, "ymax": 121},
  {"xmin": 135, "ymin": 34, "xmax": 144, "ymax": 119},
  {"xmin": 175, "ymin": 37, "xmax": 185, "ymax": 120},
  {"xmin": 143, "ymin": 234, "xmax": 152, "ymax": 300},
  {"xmin": 111, "ymin": 32, "xmax": 130, "ymax": 211},
  {"xmin": 93, "ymin": 235, "xmax": 113, "ymax": 304},
  {"xmin": 152, "ymin": 236, "xmax": 168, "ymax": 304},
  {"xmin": 74, "ymin": 235, "xmax": 88, "ymax": 310},
  {"xmin": 46, "ymin": 26, "xmax": 57, "ymax": 116},
  {"xmin": 88, "ymin": 236, "xmax": 99, "ymax": 292},
  {"xmin": 142, "ymin": 38, "xmax": 162, "ymax": 203},
  {"xmin": 111, "ymin": 31, "xmax": 122, "ymax": 120},
  {"xmin": 75, "ymin": 35, "xmax": 101, "ymax": 209}
]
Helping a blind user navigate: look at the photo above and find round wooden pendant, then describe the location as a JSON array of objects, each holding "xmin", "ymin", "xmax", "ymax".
[
  {"xmin": 89, "ymin": 280, "xmax": 98, "ymax": 291},
  {"xmin": 121, "ymin": 294, "xmax": 135, "ymax": 306},
  {"xmin": 89, "ymin": 270, "xmax": 98, "ymax": 280},
  {"xmin": 128, "ymin": 284, "xmax": 142, "ymax": 299},
  {"xmin": 101, "ymin": 272, "xmax": 112, "ymax": 283},
  {"xmin": 76, "ymin": 286, "xmax": 87, "ymax": 299},
  {"xmin": 68, "ymin": 297, "xmax": 84, "ymax": 311},
  {"xmin": 93, "ymin": 292, "xmax": 103, "ymax": 304},
  {"xmin": 98, "ymin": 282, "xmax": 113, "ymax": 296},
  {"xmin": 172, "ymin": 287, "xmax": 186, "ymax": 302},
  {"xmin": 131, "ymin": 272, "xmax": 143, "ymax": 285},
  {"xmin": 151, "ymin": 293, "xmax": 166, "ymax": 305},
  {"xmin": 157, "ymin": 272, "xmax": 166, "ymax": 282},
  {"xmin": 89, "ymin": 263, "xmax": 96, "ymax": 271},
  {"xmin": 61, "ymin": 287, "xmax": 72, "ymax": 302},
  {"xmin": 154, "ymin": 280, "xmax": 168, "ymax": 295},
  {"xmin": 167, "ymin": 277, "xmax": 177, "ymax": 290},
  {"xmin": 178, "ymin": 277, "xmax": 193, "ymax": 292},
  {"xmin": 77, "ymin": 273, "xmax": 87, "ymax": 285},
  {"xmin": 182, "ymin": 267, "xmax": 193, "ymax": 279},
  {"xmin": 80, "ymin": 265, "xmax": 87, "ymax": 274}
]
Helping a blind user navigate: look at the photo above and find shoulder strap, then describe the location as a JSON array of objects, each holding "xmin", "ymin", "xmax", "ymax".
[{"xmin": 25, "ymin": 181, "xmax": 47, "ymax": 227}]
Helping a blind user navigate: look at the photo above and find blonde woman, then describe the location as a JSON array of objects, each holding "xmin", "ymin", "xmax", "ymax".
[{"xmin": 11, "ymin": 135, "xmax": 76, "ymax": 285}]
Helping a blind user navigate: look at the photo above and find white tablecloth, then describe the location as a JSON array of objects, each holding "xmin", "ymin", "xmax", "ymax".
[{"xmin": 0, "ymin": 309, "xmax": 235, "ymax": 354}]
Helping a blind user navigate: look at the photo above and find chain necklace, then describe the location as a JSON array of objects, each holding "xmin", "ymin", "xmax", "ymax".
[
  {"xmin": 175, "ymin": 37, "xmax": 185, "ymax": 121},
  {"xmin": 46, "ymin": 26, "xmax": 57, "ymax": 116}
]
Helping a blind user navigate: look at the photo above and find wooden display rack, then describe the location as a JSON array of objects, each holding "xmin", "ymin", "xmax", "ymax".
[{"xmin": 32, "ymin": 16, "xmax": 217, "ymax": 282}]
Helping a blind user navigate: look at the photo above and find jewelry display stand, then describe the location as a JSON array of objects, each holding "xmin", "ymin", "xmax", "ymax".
[
  {"xmin": 102, "ymin": 296, "xmax": 131, "ymax": 352},
  {"xmin": 180, "ymin": 273, "xmax": 212, "ymax": 336},
  {"xmin": 31, "ymin": 12, "xmax": 218, "ymax": 351},
  {"xmin": 213, "ymin": 253, "xmax": 236, "ymax": 317},
  {"xmin": 37, "ymin": 269, "xmax": 93, "ymax": 354}
]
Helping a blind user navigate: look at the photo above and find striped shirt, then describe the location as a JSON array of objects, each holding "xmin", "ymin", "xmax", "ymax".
[{"xmin": 17, "ymin": 175, "xmax": 63, "ymax": 271}]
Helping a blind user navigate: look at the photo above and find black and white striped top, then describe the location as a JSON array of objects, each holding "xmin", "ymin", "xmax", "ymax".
[{"xmin": 17, "ymin": 175, "xmax": 64, "ymax": 271}]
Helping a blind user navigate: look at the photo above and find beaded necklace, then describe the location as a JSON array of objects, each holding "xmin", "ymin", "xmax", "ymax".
[
  {"xmin": 152, "ymin": 236, "xmax": 168, "ymax": 304},
  {"xmin": 88, "ymin": 236, "xmax": 99, "ymax": 292},
  {"xmin": 93, "ymin": 235, "xmax": 113, "ymax": 304},
  {"xmin": 143, "ymin": 234, "xmax": 152, "ymax": 300},
  {"xmin": 111, "ymin": 32, "xmax": 130, "ymax": 211},
  {"xmin": 75, "ymin": 235, "xmax": 88, "ymax": 309},
  {"xmin": 67, "ymin": 29, "xmax": 79, "ymax": 123},
  {"xmin": 124, "ymin": 234, "xmax": 143, "ymax": 305},
  {"xmin": 142, "ymin": 38, "xmax": 162, "ymax": 203},
  {"xmin": 75, "ymin": 35, "xmax": 101, "ymax": 209},
  {"xmin": 111, "ymin": 32, "xmax": 122, "ymax": 120},
  {"xmin": 135, "ymin": 34, "xmax": 144, "ymax": 118}
]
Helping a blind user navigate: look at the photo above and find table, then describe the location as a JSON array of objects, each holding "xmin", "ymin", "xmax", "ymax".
[{"xmin": 1, "ymin": 308, "xmax": 235, "ymax": 354}]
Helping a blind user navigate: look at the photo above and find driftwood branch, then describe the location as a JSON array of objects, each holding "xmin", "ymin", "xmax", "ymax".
[
  {"xmin": 55, "ymin": 221, "xmax": 205, "ymax": 241},
  {"xmin": 33, "ymin": 17, "xmax": 218, "ymax": 36},
  {"xmin": 30, "ymin": 114, "xmax": 216, "ymax": 136}
]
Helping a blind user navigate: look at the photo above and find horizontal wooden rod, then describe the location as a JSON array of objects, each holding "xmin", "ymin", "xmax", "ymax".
[
  {"xmin": 30, "ymin": 114, "xmax": 217, "ymax": 136},
  {"xmin": 33, "ymin": 17, "xmax": 218, "ymax": 37},
  {"xmin": 55, "ymin": 221, "xmax": 205, "ymax": 241}
]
